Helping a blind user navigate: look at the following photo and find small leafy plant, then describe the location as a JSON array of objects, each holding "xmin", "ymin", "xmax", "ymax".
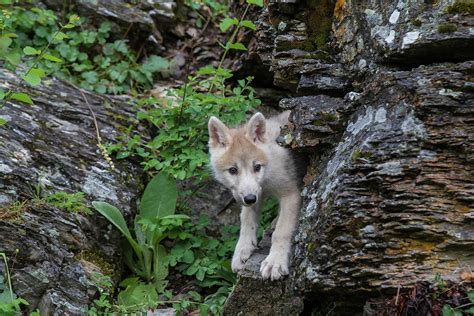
[
  {"xmin": 43, "ymin": 191, "xmax": 92, "ymax": 215},
  {"xmin": 92, "ymin": 173, "xmax": 188, "ymax": 310},
  {"xmin": 109, "ymin": 73, "xmax": 260, "ymax": 180},
  {"xmin": 0, "ymin": 6, "xmax": 80, "ymax": 124}
]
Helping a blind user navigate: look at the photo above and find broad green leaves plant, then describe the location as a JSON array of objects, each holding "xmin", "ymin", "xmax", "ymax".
[{"xmin": 92, "ymin": 173, "xmax": 188, "ymax": 310}]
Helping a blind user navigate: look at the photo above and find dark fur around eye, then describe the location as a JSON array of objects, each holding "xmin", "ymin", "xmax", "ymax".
[
  {"xmin": 229, "ymin": 167, "xmax": 238, "ymax": 175},
  {"xmin": 254, "ymin": 164, "xmax": 261, "ymax": 172}
]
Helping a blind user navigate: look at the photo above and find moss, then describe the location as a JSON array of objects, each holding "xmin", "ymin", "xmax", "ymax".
[
  {"xmin": 76, "ymin": 250, "xmax": 116, "ymax": 277},
  {"xmin": 351, "ymin": 148, "xmax": 374, "ymax": 162},
  {"xmin": 304, "ymin": 0, "xmax": 333, "ymax": 51},
  {"xmin": 446, "ymin": 1, "xmax": 474, "ymax": 14},
  {"xmin": 312, "ymin": 112, "xmax": 338, "ymax": 126},
  {"xmin": 438, "ymin": 23, "xmax": 457, "ymax": 33},
  {"xmin": 307, "ymin": 242, "xmax": 316, "ymax": 252},
  {"xmin": 411, "ymin": 19, "xmax": 422, "ymax": 27},
  {"xmin": 351, "ymin": 148, "xmax": 361, "ymax": 161}
]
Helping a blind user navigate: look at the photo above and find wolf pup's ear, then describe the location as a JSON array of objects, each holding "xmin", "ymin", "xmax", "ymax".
[
  {"xmin": 247, "ymin": 112, "xmax": 266, "ymax": 143},
  {"xmin": 208, "ymin": 117, "xmax": 231, "ymax": 147}
]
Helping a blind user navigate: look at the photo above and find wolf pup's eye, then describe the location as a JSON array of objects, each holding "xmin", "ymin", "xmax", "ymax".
[
  {"xmin": 254, "ymin": 164, "xmax": 262, "ymax": 172},
  {"xmin": 229, "ymin": 167, "xmax": 238, "ymax": 175}
]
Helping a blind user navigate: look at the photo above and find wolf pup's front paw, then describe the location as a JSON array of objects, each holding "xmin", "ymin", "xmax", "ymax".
[
  {"xmin": 260, "ymin": 251, "xmax": 289, "ymax": 280},
  {"xmin": 231, "ymin": 242, "xmax": 257, "ymax": 272}
]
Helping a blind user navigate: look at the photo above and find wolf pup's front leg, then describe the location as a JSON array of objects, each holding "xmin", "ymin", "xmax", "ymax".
[
  {"xmin": 260, "ymin": 189, "xmax": 300, "ymax": 280},
  {"xmin": 232, "ymin": 204, "xmax": 260, "ymax": 272}
]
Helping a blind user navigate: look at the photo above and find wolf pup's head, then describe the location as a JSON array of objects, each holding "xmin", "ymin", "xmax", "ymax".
[{"xmin": 208, "ymin": 113, "xmax": 269, "ymax": 207}]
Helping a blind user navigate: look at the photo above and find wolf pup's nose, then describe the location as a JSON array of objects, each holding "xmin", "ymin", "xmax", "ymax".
[{"xmin": 244, "ymin": 194, "xmax": 257, "ymax": 205}]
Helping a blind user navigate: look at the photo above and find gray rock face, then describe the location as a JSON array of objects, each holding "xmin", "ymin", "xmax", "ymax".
[
  {"xmin": 333, "ymin": 0, "xmax": 474, "ymax": 67},
  {"xmin": 0, "ymin": 67, "xmax": 143, "ymax": 314},
  {"xmin": 225, "ymin": 1, "xmax": 474, "ymax": 314},
  {"xmin": 42, "ymin": 0, "xmax": 176, "ymax": 47}
]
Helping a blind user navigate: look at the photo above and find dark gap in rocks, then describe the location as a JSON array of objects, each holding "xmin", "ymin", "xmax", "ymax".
[
  {"xmin": 301, "ymin": 292, "xmax": 367, "ymax": 316},
  {"xmin": 383, "ymin": 38, "xmax": 474, "ymax": 68}
]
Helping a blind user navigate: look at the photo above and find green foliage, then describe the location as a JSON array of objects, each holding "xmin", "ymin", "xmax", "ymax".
[
  {"xmin": 93, "ymin": 174, "xmax": 238, "ymax": 314},
  {"xmin": 442, "ymin": 289, "xmax": 474, "ymax": 316},
  {"xmin": 185, "ymin": 0, "xmax": 230, "ymax": 28},
  {"xmin": 44, "ymin": 191, "xmax": 92, "ymax": 215},
  {"xmin": 0, "ymin": 5, "xmax": 169, "ymax": 96},
  {"xmin": 0, "ymin": 7, "xmax": 80, "ymax": 124},
  {"xmin": 0, "ymin": 253, "xmax": 29, "ymax": 315},
  {"xmin": 438, "ymin": 22, "xmax": 457, "ymax": 33},
  {"xmin": 109, "ymin": 72, "xmax": 260, "ymax": 180},
  {"xmin": 86, "ymin": 273, "xmax": 115, "ymax": 315},
  {"xmin": 107, "ymin": 0, "xmax": 263, "ymax": 181},
  {"xmin": 258, "ymin": 198, "xmax": 279, "ymax": 238},
  {"xmin": 92, "ymin": 173, "xmax": 188, "ymax": 310},
  {"xmin": 446, "ymin": 1, "xmax": 474, "ymax": 14}
]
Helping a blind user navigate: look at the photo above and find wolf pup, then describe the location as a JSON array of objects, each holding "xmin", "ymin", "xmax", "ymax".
[{"xmin": 208, "ymin": 111, "xmax": 301, "ymax": 280}]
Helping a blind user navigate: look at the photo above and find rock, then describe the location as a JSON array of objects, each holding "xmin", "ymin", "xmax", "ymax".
[
  {"xmin": 226, "ymin": 0, "xmax": 474, "ymax": 313},
  {"xmin": 42, "ymin": 0, "xmax": 174, "ymax": 47},
  {"xmin": 253, "ymin": 2, "xmax": 351, "ymax": 95},
  {"xmin": 0, "ymin": 67, "xmax": 143, "ymax": 313},
  {"xmin": 293, "ymin": 62, "xmax": 474, "ymax": 313},
  {"xmin": 224, "ymin": 231, "xmax": 304, "ymax": 316},
  {"xmin": 333, "ymin": 0, "xmax": 474, "ymax": 68}
]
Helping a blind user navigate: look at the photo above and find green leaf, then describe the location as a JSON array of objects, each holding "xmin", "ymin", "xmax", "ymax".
[
  {"xmin": 118, "ymin": 281, "xmax": 159, "ymax": 308},
  {"xmin": 42, "ymin": 54, "xmax": 63, "ymax": 63},
  {"xmin": 181, "ymin": 249, "xmax": 195, "ymax": 264},
  {"xmin": 241, "ymin": 20, "xmax": 256, "ymax": 30},
  {"xmin": 11, "ymin": 92, "xmax": 33, "ymax": 104},
  {"xmin": 468, "ymin": 290, "xmax": 474, "ymax": 302},
  {"xmin": 92, "ymin": 201, "xmax": 142, "ymax": 257},
  {"xmin": 5, "ymin": 52, "xmax": 21, "ymax": 66},
  {"xmin": 199, "ymin": 304, "xmax": 210, "ymax": 316},
  {"xmin": 0, "ymin": 37, "xmax": 12, "ymax": 51},
  {"xmin": 29, "ymin": 68, "xmax": 46, "ymax": 78},
  {"xmin": 246, "ymin": 0, "xmax": 263, "ymax": 7},
  {"xmin": 22, "ymin": 73, "xmax": 41, "ymax": 86},
  {"xmin": 196, "ymin": 268, "xmax": 205, "ymax": 281},
  {"xmin": 197, "ymin": 66, "xmax": 216, "ymax": 75},
  {"xmin": 139, "ymin": 173, "xmax": 177, "ymax": 219},
  {"xmin": 23, "ymin": 46, "xmax": 40, "ymax": 55},
  {"xmin": 68, "ymin": 14, "xmax": 80, "ymax": 24},
  {"xmin": 219, "ymin": 17, "xmax": 238, "ymax": 32},
  {"xmin": 442, "ymin": 305, "xmax": 455, "ymax": 316},
  {"xmin": 0, "ymin": 89, "xmax": 4, "ymax": 100},
  {"xmin": 1, "ymin": 33, "xmax": 17, "ymax": 38},
  {"xmin": 153, "ymin": 244, "xmax": 169, "ymax": 281},
  {"xmin": 142, "ymin": 55, "xmax": 169, "ymax": 73},
  {"xmin": 227, "ymin": 42, "xmax": 247, "ymax": 51},
  {"xmin": 0, "ymin": 118, "xmax": 7, "ymax": 126},
  {"xmin": 53, "ymin": 31, "xmax": 68, "ymax": 42},
  {"xmin": 81, "ymin": 71, "xmax": 98, "ymax": 84}
]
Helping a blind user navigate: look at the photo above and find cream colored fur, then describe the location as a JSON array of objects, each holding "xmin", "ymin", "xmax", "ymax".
[{"xmin": 208, "ymin": 111, "xmax": 301, "ymax": 280}]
